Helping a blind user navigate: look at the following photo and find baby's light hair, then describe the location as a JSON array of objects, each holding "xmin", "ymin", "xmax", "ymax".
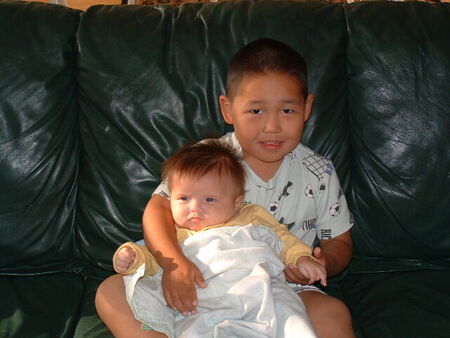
[{"xmin": 162, "ymin": 139, "xmax": 246, "ymax": 196}]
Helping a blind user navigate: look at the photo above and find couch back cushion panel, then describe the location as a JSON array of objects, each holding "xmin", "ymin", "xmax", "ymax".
[
  {"xmin": 75, "ymin": 1, "xmax": 349, "ymax": 272},
  {"xmin": 0, "ymin": 1, "xmax": 81, "ymax": 273},
  {"xmin": 346, "ymin": 2, "xmax": 450, "ymax": 261}
]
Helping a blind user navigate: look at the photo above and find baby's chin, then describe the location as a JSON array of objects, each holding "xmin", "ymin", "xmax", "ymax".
[
  {"xmin": 179, "ymin": 220, "xmax": 222, "ymax": 231},
  {"xmin": 178, "ymin": 221, "xmax": 208, "ymax": 231}
]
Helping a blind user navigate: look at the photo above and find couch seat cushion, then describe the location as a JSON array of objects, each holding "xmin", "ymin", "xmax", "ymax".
[
  {"xmin": 342, "ymin": 269, "xmax": 450, "ymax": 338},
  {"xmin": 0, "ymin": 273, "xmax": 84, "ymax": 337}
]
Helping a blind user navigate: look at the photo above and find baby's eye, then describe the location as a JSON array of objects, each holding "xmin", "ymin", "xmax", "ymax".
[
  {"xmin": 250, "ymin": 109, "xmax": 261, "ymax": 115},
  {"xmin": 205, "ymin": 197, "xmax": 217, "ymax": 203},
  {"xmin": 282, "ymin": 108, "xmax": 294, "ymax": 114},
  {"xmin": 179, "ymin": 196, "xmax": 190, "ymax": 201}
]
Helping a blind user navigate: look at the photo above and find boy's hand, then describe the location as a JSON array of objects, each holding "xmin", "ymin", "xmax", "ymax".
[
  {"xmin": 161, "ymin": 256, "xmax": 207, "ymax": 317},
  {"xmin": 312, "ymin": 246, "xmax": 328, "ymax": 270}
]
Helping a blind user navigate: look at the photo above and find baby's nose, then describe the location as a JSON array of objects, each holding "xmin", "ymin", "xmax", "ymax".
[{"xmin": 190, "ymin": 200, "xmax": 202, "ymax": 212}]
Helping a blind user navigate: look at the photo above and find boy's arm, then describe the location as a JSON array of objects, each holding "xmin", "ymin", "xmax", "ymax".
[
  {"xmin": 142, "ymin": 194, "xmax": 206, "ymax": 315},
  {"xmin": 286, "ymin": 156, "xmax": 353, "ymax": 282},
  {"xmin": 285, "ymin": 230, "xmax": 352, "ymax": 283},
  {"xmin": 314, "ymin": 230, "xmax": 352, "ymax": 277}
]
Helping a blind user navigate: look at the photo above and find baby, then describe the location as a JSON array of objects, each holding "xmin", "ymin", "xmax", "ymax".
[{"xmin": 114, "ymin": 139, "xmax": 325, "ymax": 337}]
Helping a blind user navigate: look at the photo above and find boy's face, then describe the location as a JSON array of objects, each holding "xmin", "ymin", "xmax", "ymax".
[
  {"xmin": 170, "ymin": 172, "xmax": 243, "ymax": 231},
  {"xmin": 220, "ymin": 72, "xmax": 314, "ymax": 179}
]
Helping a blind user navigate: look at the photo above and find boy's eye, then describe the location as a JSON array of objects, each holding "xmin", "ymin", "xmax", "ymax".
[
  {"xmin": 250, "ymin": 109, "xmax": 261, "ymax": 115},
  {"xmin": 282, "ymin": 109, "xmax": 294, "ymax": 114},
  {"xmin": 205, "ymin": 197, "xmax": 217, "ymax": 203},
  {"xmin": 179, "ymin": 196, "xmax": 190, "ymax": 201}
]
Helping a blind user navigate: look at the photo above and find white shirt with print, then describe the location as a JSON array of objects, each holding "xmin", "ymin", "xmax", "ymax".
[{"xmin": 154, "ymin": 132, "xmax": 353, "ymax": 247}]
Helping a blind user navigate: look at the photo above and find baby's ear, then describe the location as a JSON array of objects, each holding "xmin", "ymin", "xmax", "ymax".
[
  {"xmin": 219, "ymin": 95, "xmax": 233, "ymax": 124},
  {"xmin": 234, "ymin": 195, "xmax": 244, "ymax": 210}
]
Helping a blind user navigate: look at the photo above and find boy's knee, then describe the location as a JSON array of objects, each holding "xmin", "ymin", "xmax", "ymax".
[
  {"xmin": 327, "ymin": 297, "xmax": 352, "ymax": 324},
  {"xmin": 95, "ymin": 274, "xmax": 123, "ymax": 313},
  {"xmin": 301, "ymin": 292, "xmax": 355, "ymax": 338},
  {"xmin": 94, "ymin": 276, "xmax": 109, "ymax": 312},
  {"xmin": 302, "ymin": 292, "xmax": 352, "ymax": 323}
]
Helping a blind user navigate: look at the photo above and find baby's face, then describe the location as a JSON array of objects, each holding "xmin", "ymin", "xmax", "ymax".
[{"xmin": 170, "ymin": 173, "xmax": 243, "ymax": 231}]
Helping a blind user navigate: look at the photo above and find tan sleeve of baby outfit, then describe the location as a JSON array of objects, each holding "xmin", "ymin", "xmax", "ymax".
[
  {"xmin": 113, "ymin": 242, "xmax": 161, "ymax": 276},
  {"xmin": 248, "ymin": 204, "xmax": 316, "ymax": 265}
]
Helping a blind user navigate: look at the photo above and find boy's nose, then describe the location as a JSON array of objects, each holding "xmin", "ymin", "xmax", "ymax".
[{"xmin": 263, "ymin": 113, "xmax": 281, "ymax": 133}]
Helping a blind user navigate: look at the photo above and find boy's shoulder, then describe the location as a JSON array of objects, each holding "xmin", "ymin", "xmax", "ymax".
[
  {"xmin": 219, "ymin": 132, "xmax": 242, "ymax": 154},
  {"xmin": 292, "ymin": 143, "xmax": 332, "ymax": 164},
  {"xmin": 293, "ymin": 143, "xmax": 335, "ymax": 183}
]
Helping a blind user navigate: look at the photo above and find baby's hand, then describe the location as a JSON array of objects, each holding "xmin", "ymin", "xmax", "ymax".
[
  {"xmin": 114, "ymin": 246, "xmax": 136, "ymax": 274},
  {"xmin": 295, "ymin": 256, "xmax": 327, "ymax": 287}
]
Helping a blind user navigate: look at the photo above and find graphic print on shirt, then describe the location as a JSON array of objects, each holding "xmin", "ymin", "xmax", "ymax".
[
  {"xmin": 268, "ymin": 181, "xmax": 295, "ymax": 229},
  {"xmin": 302, "ymin": 218, "xmax": 317, "ymax": 231},
  {"xmin": 304, "ymin": 184, "xmax": 314, "ymax": 198},
  {"xmin": 267, "ymin": 181, "xmax": 293, "ymax": 216},
  {"xmin": 268, "ymin": 201, "xmax": 279, "ymax": 215},
  {"xmin": 329, "ymin": 188, "xmax": 344, "ymax": 217},
  {"xmin": 279, "ymin": 217, "xmax": 296, "ymax": 231},
  {"xmin": 279, "ymin": 181, "xmax": 294, "ymax": 200},
  {"xmin": 303, "ymin": 155, "xmax": 333, "ymax": 178},
  {"xmin": 158, "ymin": 191, "xmax": 169, "ymax": 199},
  {"xmin": 329, "ymin": 202, "xmax": 341, "ymax": 216},
  {"xmin": 321, "ymin": 229, "xmax": 332, "ymax": 240}
]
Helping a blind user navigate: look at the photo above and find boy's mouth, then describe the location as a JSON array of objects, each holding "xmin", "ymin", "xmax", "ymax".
[{"xmin": 260, "ymin": 141, "xmax": 283, "ymax": 149}]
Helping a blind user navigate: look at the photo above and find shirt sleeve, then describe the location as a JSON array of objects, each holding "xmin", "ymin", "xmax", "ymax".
[
  {"xmin": 250, "ymin": 205, "xmax": 314, "ymax": 265},
  {"xmin": 152, "ymin": 179, "xmax": 170, "ymax": 199},
  {"xmin": 313, "ymin": 160, "xmax": 353, "ymax": 240}
]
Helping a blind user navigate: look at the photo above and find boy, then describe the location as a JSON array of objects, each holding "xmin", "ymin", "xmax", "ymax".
[
  {"xmin": 116, "ymin": 139, "xmax": 324, "ymax": 337},
  {"xmin": 96, "ymin": 38, "xmax": 354, "ymax": 338}
]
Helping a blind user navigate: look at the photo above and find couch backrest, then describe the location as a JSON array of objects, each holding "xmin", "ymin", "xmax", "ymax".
[
  {"xmin": 0, "ymin": 1, "xmax": 80, "ymax": 273},
  {"xmin": 75, "ymin": 1, "xmax": 350, "ymax": 273},
  {"xmin": 346, "ymin": 2, "xmax": 450, "ymax": 264},
  {"xmin": 1, "ymin": 1, "xmax": 448, "ymax": 277}
]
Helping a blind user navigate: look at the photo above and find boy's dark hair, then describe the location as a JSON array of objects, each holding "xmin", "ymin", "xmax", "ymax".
[
  {"xmin": 226, "ymin": 38, "xmax": 308, "ymax": 99},
  {"xmin": 162, "ymin": 139, "xmax": 246, "ymax": 196}
]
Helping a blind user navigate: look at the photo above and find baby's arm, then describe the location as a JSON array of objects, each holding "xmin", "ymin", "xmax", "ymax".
[
  {"xmin": 295, "ymin": 256, "xmax": 327, "ymax": 286},
  {"xmin": 113, "ymin": 242, "xmax": 160, "ymax": 276},
  {"xmin": 142, "ymin": 194, "xmax": 206, "ymax": 316},
  {"xmin": 248, "ymin": 205, "xmax": 325, "ymax": 284}
]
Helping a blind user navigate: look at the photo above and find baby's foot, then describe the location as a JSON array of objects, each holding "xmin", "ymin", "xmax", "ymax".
[{"xmin": 114, "ymin": 246, "xmax": 136, "ymax": 274}]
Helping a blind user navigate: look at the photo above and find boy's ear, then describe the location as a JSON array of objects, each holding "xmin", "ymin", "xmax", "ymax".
[
  {"xmin": 304, "ymin": 94, "xmax": 315, "ymax": 122},
  {"xmin": 219, "ymin": 95, "xmax": 233, "ymax": 124}
]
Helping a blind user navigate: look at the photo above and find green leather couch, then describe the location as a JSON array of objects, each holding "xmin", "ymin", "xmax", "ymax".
[{"xmin": 1, "ymin": 0, "xmax": 449, "ymax": 337}]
